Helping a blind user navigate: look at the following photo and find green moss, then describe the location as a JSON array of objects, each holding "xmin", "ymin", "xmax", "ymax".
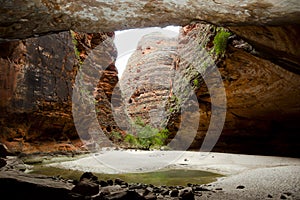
[
  {"xmin": 213, "ymin": 28, "xmax": 231, "ymax": 56},
  {"xmin": 70, "ymin": 30, "xmax": 82, "ymax": 64},
  {"xmin": 193, "ymin": 79, "xmax": 199, "ymax": 87},
  {"xmin": 110, "ymin": 131, "xmax": 123, "ymax": 142},
  {"xmin": 203, "ymin": 62, "xmax": 208, "ymax": 70},
  {"xmin": 168, "ymin": 107, "xmax": 174, "ymax": 113}
]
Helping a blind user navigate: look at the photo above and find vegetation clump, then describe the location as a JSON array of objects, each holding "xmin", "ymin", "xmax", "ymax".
[
  {"xmin": 193, "ymin": 79, "xmax": 199, "ymax": 87},
  {"xmin": 213, "ymin": 28, "xmax": 231, "ymax": 56},
  {"xmin": 124, "ymin": 117, "xmax": 169, "ymax": 150}
]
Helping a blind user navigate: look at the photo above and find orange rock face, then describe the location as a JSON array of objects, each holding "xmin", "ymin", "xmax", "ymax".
[
  {"xmin": 118, "ymin": 23, "xmax": 300, "ymax": 157},
  {"xmin": 120, "ymin": 32, "xmax": 178, "ymax": 128},
  {"xmin": 0, "ymin": 31, "xmax": 121, "ymax": 154},
  {"xmin": 180, "ymin": 24, "xmax": 300, "ymax": 157}
]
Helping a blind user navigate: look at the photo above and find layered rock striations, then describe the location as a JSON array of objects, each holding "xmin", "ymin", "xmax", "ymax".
[
  {"xmin": 228, "ymin": 25, "xmax": 300, "ymax": 74},
  {"xmin": 119, "ymin": 23, "xmax": 300, "ymax": 157},
  {"xmin": 194, "ymin": 24, "xmax": 300, "ymax": 156},
  {"xmin": 0, "ymin": 32, "xmax": 79, "ymax": 153},
  {"xmin": 119, "ymin": 32, "xmax": 178, "ymax": 129},
  {"xmin": 0, "ymin": 31, "xmax": 121, "ymax": 153}
]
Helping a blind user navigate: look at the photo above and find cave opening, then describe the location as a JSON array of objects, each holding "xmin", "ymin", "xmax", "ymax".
[
  {"xmin": 114, "ymin": 25, "xmax": 181, "ymax": 79},
  {"xmin": 0, "ymin": 2, "xmax": 299, "ymax": 199},
  {"xmin": 106, "ymin": 23, "xmax": 300, "ymax": 158}
]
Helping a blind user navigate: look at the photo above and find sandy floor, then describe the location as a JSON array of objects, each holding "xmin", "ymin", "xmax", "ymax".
[{"xmin": 48, "ymin": 149, "xmax": 300, "ymax": 199}]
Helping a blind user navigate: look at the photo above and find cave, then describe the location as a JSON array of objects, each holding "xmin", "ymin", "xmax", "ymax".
[{"xmin": 0, "ymin": 1, "xmax": 300, "ymax": 200}]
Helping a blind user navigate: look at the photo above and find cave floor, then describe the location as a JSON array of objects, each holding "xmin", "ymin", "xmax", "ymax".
[{"xmin": 44, "ymin": 149, "xmax": 300, "ymax": 199}]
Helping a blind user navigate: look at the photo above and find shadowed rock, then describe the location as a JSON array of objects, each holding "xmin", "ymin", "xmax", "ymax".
[{"xmin": 1, "ymin": 0, "xmax": 300, "ymax": 41}]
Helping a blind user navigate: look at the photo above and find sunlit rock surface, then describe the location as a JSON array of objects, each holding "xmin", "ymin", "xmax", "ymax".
[
  {"xmin": 119, "ymin": 32, "xmax": 178, "ymax": 128},
  {"xmin": 119, "ymin": 23, "xmax": 300, "ymax": 157}
]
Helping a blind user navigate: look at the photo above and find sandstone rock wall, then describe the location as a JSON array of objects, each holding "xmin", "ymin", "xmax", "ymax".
[
  {"xmin": 0, "ymin": 32, "xmax": 78, "ymax": 153},
  {"xmin": 118, "ymin": 23, "xmax": 300, "ymax": 157},
  {"xmin": 1, "ymin": 0, "xmax": 300, "ymax": 40},
  {"xmin": 178, "ymin": 24, "xmax": 300, "ymax": 156},
  {"xmin": 228, "ymin": 25, "xmax": 300, "ymax": 74},
  {"xmin": 119, "ymin": 32, "xmax": 178, "ymax": 129},
  {"xmin": 0, "ymin": 31, "xmax": 121, "ymax": 153}
]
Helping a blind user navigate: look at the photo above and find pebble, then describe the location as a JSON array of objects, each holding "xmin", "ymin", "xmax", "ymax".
[
  {"xmin": 236, "ymin": 185, "xmax": 245, "ymax": 189},
  {"xmin": 170, "ymin": 189, "xmax": 179, "ymax": 197},
  {"xmin": 280, "ymin": 194, "xmax": 287, "ymax": 199}
]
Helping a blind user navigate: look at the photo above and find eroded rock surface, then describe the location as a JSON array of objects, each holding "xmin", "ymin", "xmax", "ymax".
[
  {"xmin": 228, "ymin": 25, "xmax": 300, "ymax": 74},
  {"xmin": 1, "ymin": 0, "xmax": 300, "ymax": 41},
  {"xmin": 120, "ymin": 32, "xmax": 178, "ymax": 128},
  {"xmin": 119, "ymin": 23, "xmax": 300, "ymax": 156},
  {"xmin": 0, "ymin": 31, "xmax": 121, "ymax": 154}
]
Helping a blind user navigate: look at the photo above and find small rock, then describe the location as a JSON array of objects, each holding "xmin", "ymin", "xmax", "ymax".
[
  {"xmin": 114, "ymin": 178, "xmax": 125, "ymax": 185},
  {"xmin": 135, "ymin": 188, "xmax": 147, "ymax": 196},
  {"xmin": 0, "ymin": 143, "xmax": 11, "ymax": 158},
  {"xmin": 101, "ymin": 185, "xmax": 122, "ymax": 195},
  {"xmin": 236, "ymin": 185, "xmax": 245, "ymax": 189},
  {"xmin": 176, "ymin": 186, "xmax": 184, "ymax": 190},
  {"xmin": 153, "ymin": 187, "xmax": 162, "ymax": 193},
  {"xmin": 146, "ymin": 186, "xmax": 154, "ymax": 193},
  {"xmin": 179, "ymin": 187, "xmax": 192, "ymax": 195},
  {"xmin": 283, "ymin": 192, "xmax": 292, "ymax": 196},
  {"xmin": 267, "ymin": 194, "xmax": 273, "ymax": 198},
  {"xmin": 71, "ymin": 179, "xmax": 99, "ymax": 196},
  {"xmin": 194, "ymin": 186, "xmax": 210, "ymax": 192},
  {"xmin": 107, "ymin": 179, "xmax": 113, "ymax": 185},
  {"xmin": 170, "ymin": 189, "xmax": 179, "ymax": 197},
  {"xmin": 280, "ymin": 194, "xmax": 287, "ymax": 199},
  {"xmin": 181, "ymin": 191, "xmax": 194, "ymax": 200},
  {"xmin": 129, "ymin": 184, "xmax": 143, "ymax": 190},
  {"xmin": 161, "ymin": 189, "xmax": 169, "ymax": 196},
  {"xmin": 100, "ymin": 180, "xmax": 109, "ymax": 187},
  {"xmin": 80, "ymin": 172, "xmax": 98, "ymax": 182},
  {"xmin": 0, "ymin": 158, "xmax": 7, "ymax": 168},
  {"xmin": 127, "ymin": 190, "xmax": 145, "ymax": 200},
  {"xmin": 103, "ymin": 190, "xmax": 144, "ymax": 200},
  {"xmin": 103, "ymin": 191, "xmax": 128, "ymax": 200},
  {"xmin": 215, "ymin": 188, "xmax": 222, "ymax": 191},
  {"xmin": 144, "ymin": 193, "xmax": 157, "ymax": 200},
  {"xmin": 179, "ymin": 187, "xmax": 194, "ymax": 200}
]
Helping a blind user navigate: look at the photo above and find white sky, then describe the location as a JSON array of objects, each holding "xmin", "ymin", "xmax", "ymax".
[{"xmin": 114, "ymin": 26, "xmax": 180, "ymax": 79}]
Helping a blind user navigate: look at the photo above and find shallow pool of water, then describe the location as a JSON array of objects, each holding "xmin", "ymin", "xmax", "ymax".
[{"xmin": 30, "ymin": 166, "xmax": 223, "ymax": 186}]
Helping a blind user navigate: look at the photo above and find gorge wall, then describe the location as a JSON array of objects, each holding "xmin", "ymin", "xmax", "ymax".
[
  {"xmin": 0, "ymin": 31, "xmax": 121, "ymax": 153},
  {"xmin": 120, "ymin": 32, "xmax": 177, "ymax": 129},
  {"xmin": 119, "ymin": 23, "xmax": 300, "ymax": 157}
]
